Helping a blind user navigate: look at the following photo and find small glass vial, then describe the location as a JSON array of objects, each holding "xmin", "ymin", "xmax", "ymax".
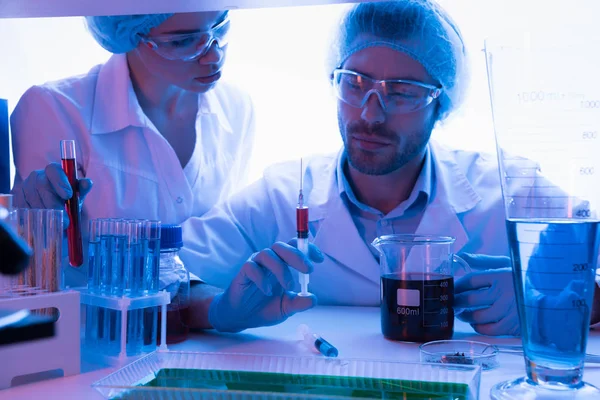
[{"xmin": 158, "ymin": 224, "xmax": 190, "ymax": 344}]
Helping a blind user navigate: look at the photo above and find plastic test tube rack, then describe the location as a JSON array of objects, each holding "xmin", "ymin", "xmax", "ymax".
[
  {"xmin": 0, "ymin": 290, "xmax": 81, "ymax": 389},
  {"xmin": 77, "ymin": 289, "xmax": 170, "ymax": 365}
]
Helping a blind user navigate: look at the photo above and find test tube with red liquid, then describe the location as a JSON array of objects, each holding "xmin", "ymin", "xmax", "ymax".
[{"xmin": 61, "ymin": 140, "xmax": 83, "ymax": 267}]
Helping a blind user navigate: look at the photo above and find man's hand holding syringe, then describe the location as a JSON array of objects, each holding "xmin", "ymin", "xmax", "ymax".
[{"xmin": 207, "ymin": 159, "xmax": 320, "ymax": 332}]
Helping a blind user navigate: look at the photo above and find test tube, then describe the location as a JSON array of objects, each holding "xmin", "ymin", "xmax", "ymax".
[
  {"xmin": 85, "ymin": 219, "xmax": 101, "ymax": 350},
  {"xmin": 35, "ymin": 209, "xmax": 63, "ymax": 293},
  {"xmin": 13, "ymin": 208, "xmax": 35, "ymax": 292},
  {"xmin": 99, "ymin": 218, "xmax": 114, "ymax": 294},
  {"xmin": 97, "ymin": 218, "xmax": 116, "ymax": 352},
  {"xmin": 125, "ymin": 221, "xmax": 144, "ymax": 355},
  {"xmin": 123, "ymin": 220, "xmax": 142, "ymax": 296},
  {"xmin": 61, "ymin": 140, "xmax": 83, "ymax": 267},
  {"xmin": 87, "ymin": 219, "xmax": 102, "ymax": 293},
  {"xmin": 111, "ymin": 219, "xmax": 127, "ymax": 296},
  {"xmin": 142, "ymin": 220, "xmax": 160, "ymax": 351},
  {"xmin": 1, "ymin": 203, "xmax": 13, "ymax": 295},
  {"xmin": 143, "ymin": 220, "xmax": 161, "ymax": 294}
]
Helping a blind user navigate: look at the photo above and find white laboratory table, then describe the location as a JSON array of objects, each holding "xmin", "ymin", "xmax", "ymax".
[{"xmin": 1, "ymin": 306, "xmax": 599, "ymax": 400}]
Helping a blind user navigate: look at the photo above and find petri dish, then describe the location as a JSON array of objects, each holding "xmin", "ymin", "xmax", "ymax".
[{"xmin": 420, "ymin": 340, "xmax": 499, "ymax": 370}]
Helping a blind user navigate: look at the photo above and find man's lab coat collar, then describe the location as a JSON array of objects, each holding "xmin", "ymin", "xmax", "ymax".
[
  {"xmin": 306, "ymin": 141, "xmax": 481, "ymax": 285},
  {"xmin": 336, "ymin": 146, "xmax": 433, "ymax": 214},
  {"xmin": 90, "ymin": 54, "xmax": 233, "ymax": 135}
]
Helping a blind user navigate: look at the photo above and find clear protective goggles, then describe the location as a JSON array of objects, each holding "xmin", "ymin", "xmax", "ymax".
[
  {"xmin": 332, "ymin": 69, "xmax": 442, "ymax": 114},
  {"xmin": 139, "ymin": 17, "xmax": 230, "ymax": 62}
]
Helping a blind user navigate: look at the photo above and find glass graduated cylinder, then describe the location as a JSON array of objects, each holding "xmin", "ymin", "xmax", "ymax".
[{"xmin": 507, "ymin": 218, "xmax": 599, "ymax": 386}]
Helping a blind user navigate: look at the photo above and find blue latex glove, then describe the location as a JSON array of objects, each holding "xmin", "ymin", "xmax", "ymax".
[
  {"xmin": 13, "ymin": 162, "xmax": 93, "ymax": 229},
  {"xmin": 454, "ymin": 253, "xmax": 520, "ymax": 336},
  {"xmin": 208, "ymin": 239, "xmax": 324, "ymax": 333}
]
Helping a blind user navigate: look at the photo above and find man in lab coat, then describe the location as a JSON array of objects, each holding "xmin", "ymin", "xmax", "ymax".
[{"xmin": 183, "ymin": 0, "xmax": 600, "ymax": 335}]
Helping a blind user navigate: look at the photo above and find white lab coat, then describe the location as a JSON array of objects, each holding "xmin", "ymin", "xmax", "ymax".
[
  {"xmin": 181, "ymin": 141, "xmax": 511, "ymax": 306},
  {"xmin": 11, "ymin": 54, "xmax": 256, "ymax": 286}
]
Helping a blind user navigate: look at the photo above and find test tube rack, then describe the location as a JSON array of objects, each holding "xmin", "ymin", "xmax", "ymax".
[
  {"xmin": 0, "ymin": 290, "xmax": 81, "ymax": 389},
  {"xmin": 78, "ymin": 289, "xmax": 170, "ymax": 366}
]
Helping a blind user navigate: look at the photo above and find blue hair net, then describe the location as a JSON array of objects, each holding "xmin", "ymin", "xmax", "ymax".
[
  {"xmin": 85, "ymin": 14, "xmax": 174, "ymax": 54},
  {"xmin": 328, "ymin": 0, "xmax": 468, "ymax": 121}
]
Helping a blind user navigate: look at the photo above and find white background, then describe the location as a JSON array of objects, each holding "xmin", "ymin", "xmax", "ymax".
[{"xmin": 0, "ymin": 0, "xmax": 598, "ymax": 185}]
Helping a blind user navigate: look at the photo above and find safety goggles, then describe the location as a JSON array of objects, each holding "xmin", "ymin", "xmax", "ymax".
[
  {"xmin": 139, "ymin": 17, "xmax": 230, "ymax": 61},
  {"xmin": 332, "ymin": 69, "xmax": 442, "ymax": 114}
]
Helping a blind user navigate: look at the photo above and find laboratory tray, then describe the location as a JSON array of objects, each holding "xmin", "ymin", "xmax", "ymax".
[{"xmin": 92, "ymin": 350, "xmax": 481, "ymax": 399}]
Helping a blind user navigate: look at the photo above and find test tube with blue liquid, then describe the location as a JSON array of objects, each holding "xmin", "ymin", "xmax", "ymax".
[
  {"xmin": 99, "ymin": 219, "xmax": 114, "ymax": 294},
  {"xmin": 93, "ymin": 218, "xmax": 121, "ymax": 354},
  {"xmin": 102, "ymin": 219, "xmax": 121, "ymax": 354},
  {"xmin": 143, "ymin": 220, "xmax": 161, "ymax": 294},
  {"xmin": 85, "ymin": 217, "xmax": 161, "ymax": 356},
  {"xmin": 123, "ymin": 220, "xmax": 142, "ymax": 296},
  {"xmin": 87, "ymin": 220, "xmax": 102, "ymax": 292},
  {"xmin": 110, "ymin": 219, "xmax": 127, "ymax": 296},
  {"xmin": 141, "ymin": 220, "xmax": 160, "ymax": 349},
  {"xmin": 91, "ymin": 218, "xmax": 113, "ymax": 350},
  {"xmin": 124, "ymin": 220, "xmax": 144, "ymax": 354},
  {"xmin": 85, "ymin": 219, "xmax": 102, "ymax": 349}
]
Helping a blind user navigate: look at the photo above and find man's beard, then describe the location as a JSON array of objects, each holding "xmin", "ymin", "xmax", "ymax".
[{"xmin": 339, "ymin": 117, "xmax": 433, "ymax": 176}]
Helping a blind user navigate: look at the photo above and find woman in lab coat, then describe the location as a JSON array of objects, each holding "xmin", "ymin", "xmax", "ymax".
[{"xmin": 10, "ymin": 12, "xmax": 255, "ymax": 286}]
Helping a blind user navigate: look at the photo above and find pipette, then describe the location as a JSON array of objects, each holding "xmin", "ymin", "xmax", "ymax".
[
  {"xmin": 296, "ymin": 158, "xmax": 310, "ymax": 296},
  {"xmin": 298, "ymin": 324, "xmax": 338, "ymax": 357}
]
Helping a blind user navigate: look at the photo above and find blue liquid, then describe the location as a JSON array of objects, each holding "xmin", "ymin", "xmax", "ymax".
[
  {"xmin": 87, "ymin": 240, "xmax": 102, "ymax": 292},
  {"xmin": 85, "ymin": 234, "xmax": 159, "ymax": 357},
  {"xmin": 86, "ymin": 240, "xmax": 102, "ymax": 352},
  {"xmin": 315, "ymin": 336, "xmax": 338, "ymax": 358},
  {"xmin": 85, "ymin": 306, "xmax": 153, "ymax": 357},
  {"xmin": 125, "ymin": 242, "xmax": 143, "ymax": 296},
  {"xmin": 125, "ymin": 309, "xmax": 143, "ymax": 355},
  {"xmin": 142, "ymin": 307, "xmax": 158, "ymax": 350},
  {"xmin": 507, "ymin": 219, "xmax": 599, "ymax": 384},
  {"xmin": 97, "ymin": 234, "xmax": 119, "ymax": 354},
  {"xmin": 84, "ymin": 304, "xmax": 98, "ymax": 350},
  {"xmin": 145, "ymin": 239, "xmax": 160, "ymax": 294},
  {"xmin": 110, "ymin": 235, "xmax": 127, "ymax": 296},
  {"xmin": 99, "ymin": 234, "xmax": 113, "ymax": 294}
]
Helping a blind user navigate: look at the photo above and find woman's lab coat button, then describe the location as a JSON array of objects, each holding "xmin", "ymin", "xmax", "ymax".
[
  {"xmin": 380, "ymin": 219, "xmax": 389, "ymax": 227},
  {"xmin": 176, "ymin": 197, "xmax": 183, "ymax": 204}
]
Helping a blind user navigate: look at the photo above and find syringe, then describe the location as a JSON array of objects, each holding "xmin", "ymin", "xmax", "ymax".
[
  {"xmin": 297, "ymin": 158, "xmax": 310, "ymax": 296},
  {"xmin": 298, "ymin": 324, "xmax": 338, "ymax": 357}
]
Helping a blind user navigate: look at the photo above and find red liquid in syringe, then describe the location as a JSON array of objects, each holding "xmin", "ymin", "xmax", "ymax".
[
  {"xmin": 61, "ymin": 141, "xmax": 83, "ymax": 267},
  {"xmin": 296, "ymin": 206, "xmax": 309, "ymax": 239}
]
